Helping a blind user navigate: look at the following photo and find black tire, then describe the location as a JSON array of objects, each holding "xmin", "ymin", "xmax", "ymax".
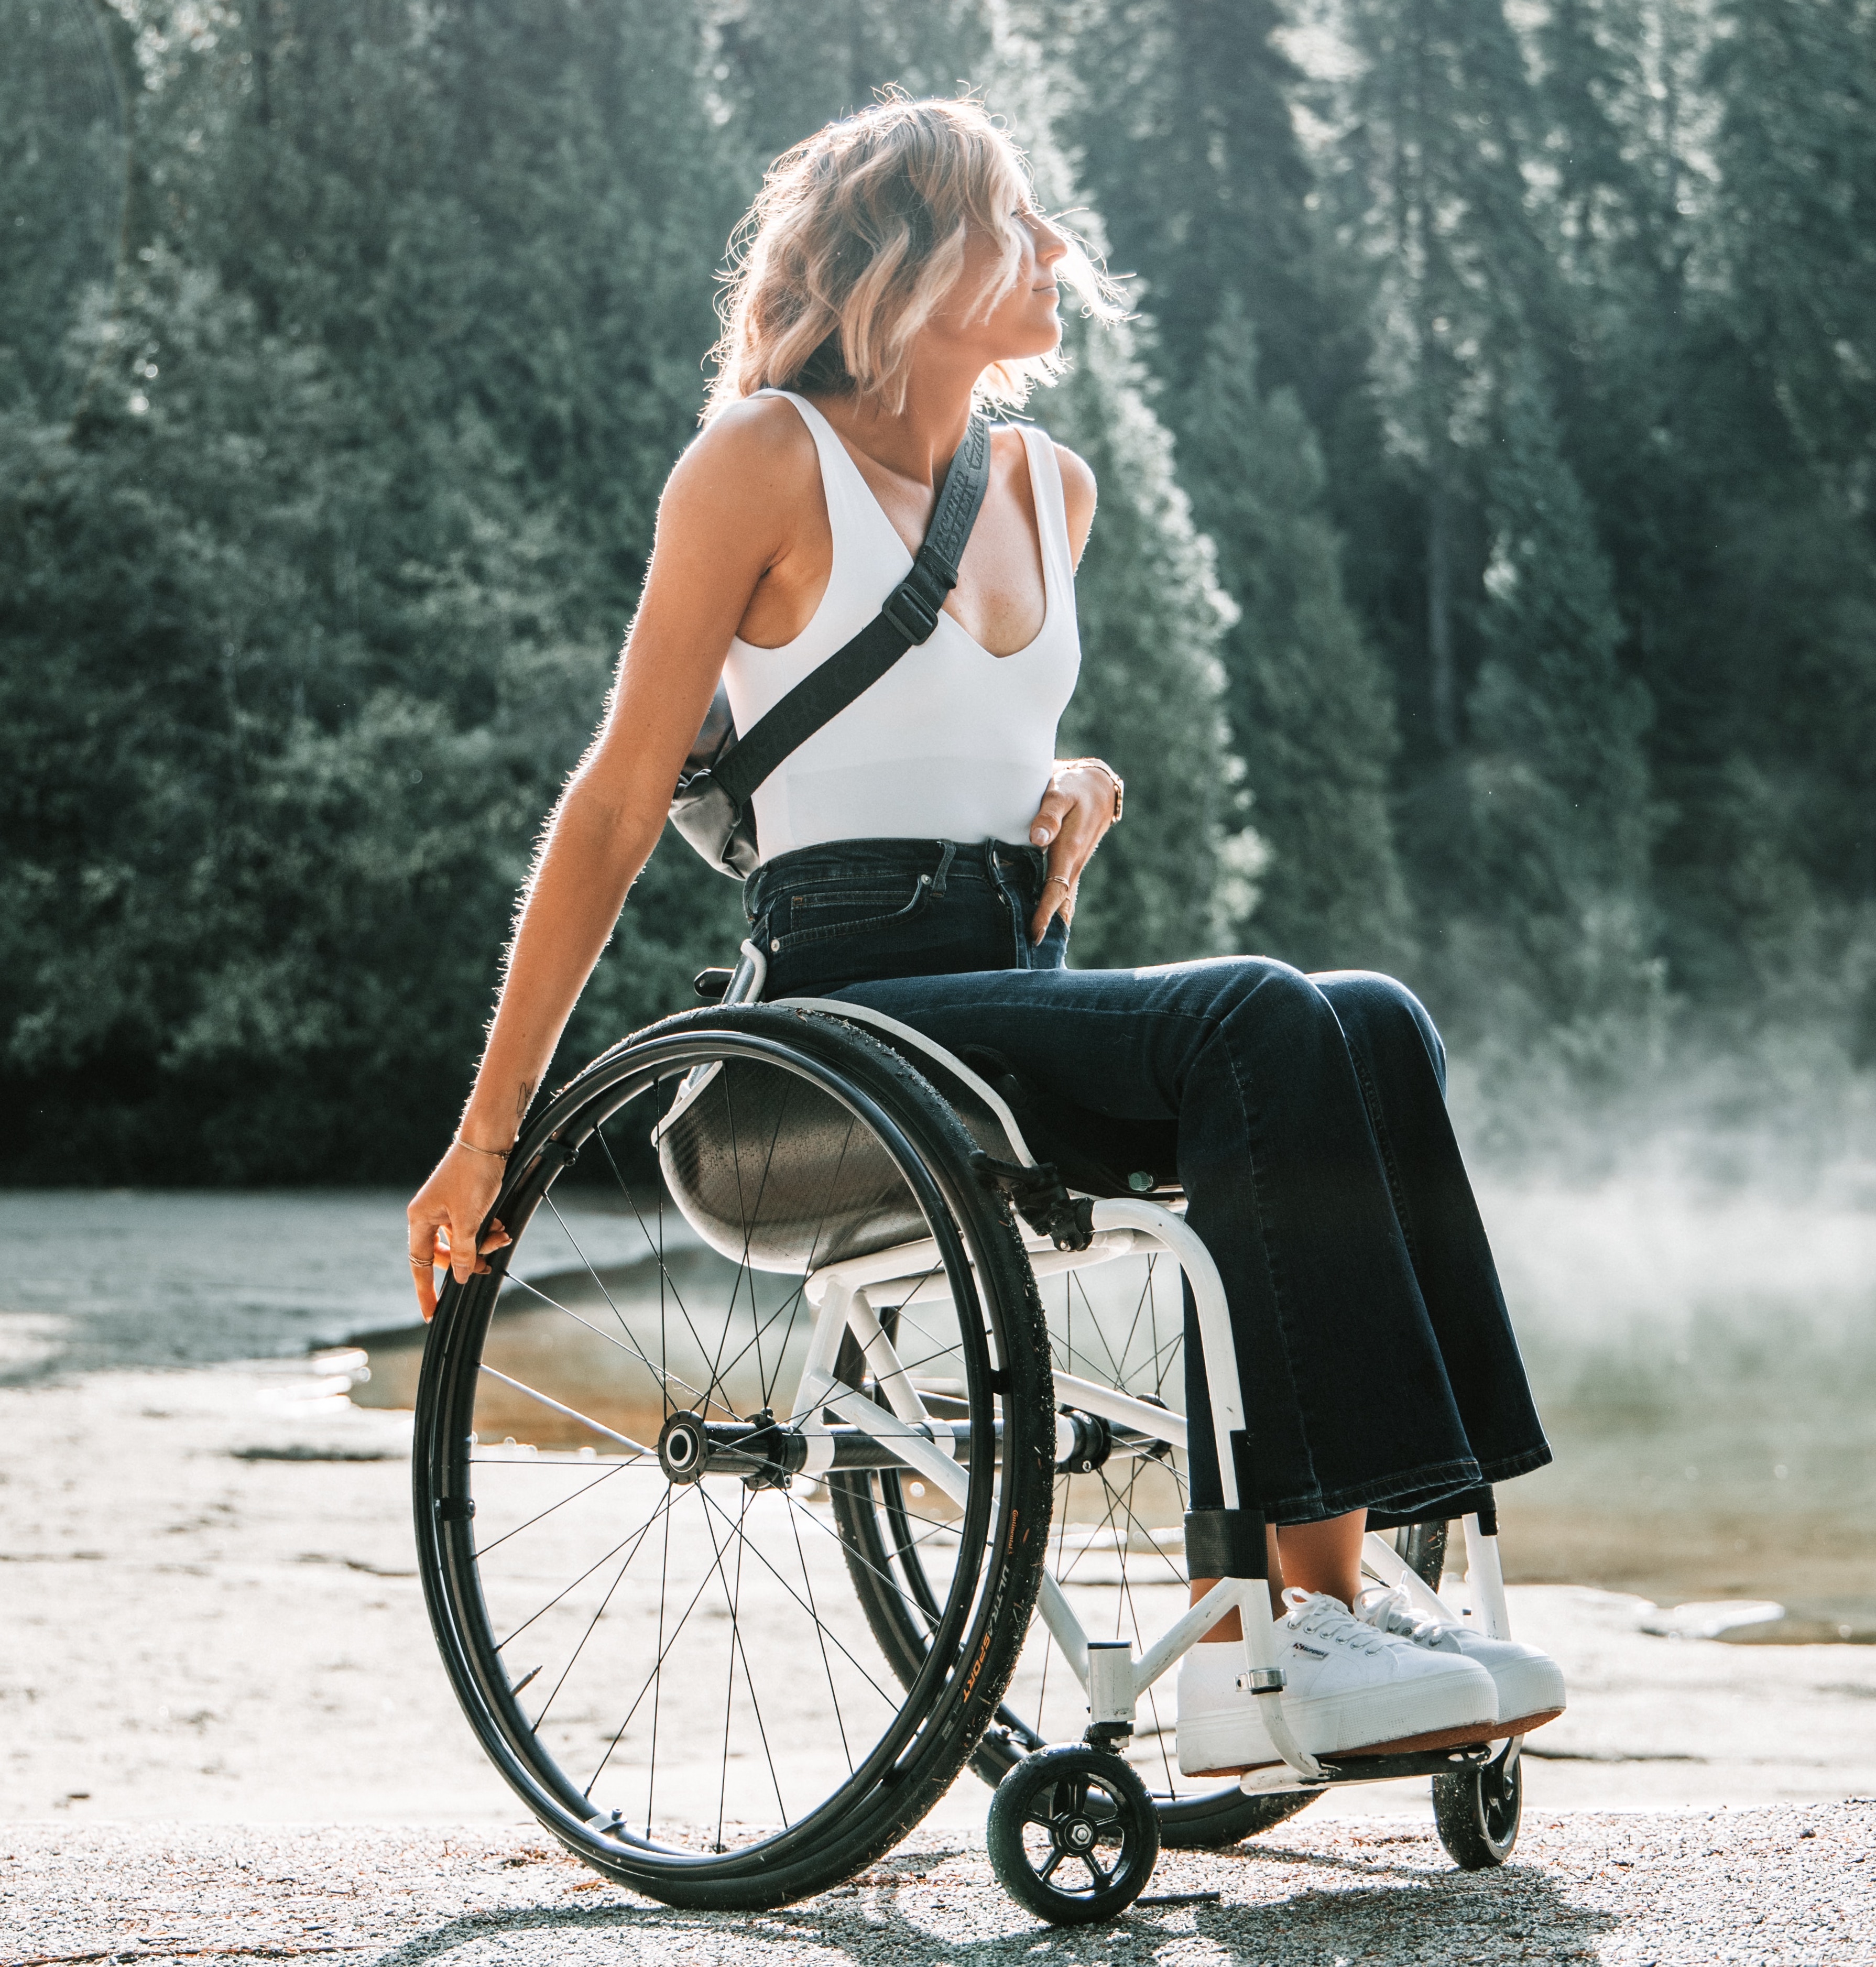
[
  {"xmin": 1432, "ymin": 1738, "xmax": 1522, "ymax": 1868},
  {"xmin": 987, "ymin": 1745, "xmax": 1161, "ymax": 1926},
  {"xmin": 413, "ymin": 1006, "xmax": 1055, "ymax": 1910},
  {"xmin": 1398, "ymin": 1518, "xmax": 1448, "ymax": 1592}
]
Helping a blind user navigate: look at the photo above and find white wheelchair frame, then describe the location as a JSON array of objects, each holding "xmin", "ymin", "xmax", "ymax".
[{"xmin": 726, "ymin": 939, "xmax": 1519, "ymax": 1800}]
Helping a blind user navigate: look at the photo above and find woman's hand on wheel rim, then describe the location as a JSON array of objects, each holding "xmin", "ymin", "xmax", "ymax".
[
  {"xmin": 407, "ymin": 1147, "xmax": 512, "ymax": 1321},
  {"xmin": 1026, "ymin": 758, "xmax": 1117, "ymax": 945}
]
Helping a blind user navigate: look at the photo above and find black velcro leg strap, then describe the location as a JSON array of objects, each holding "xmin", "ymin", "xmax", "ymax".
[
  {"xmin": 1186, "ymin": 1433, "xmax": 1269, "ymax": 1579},
  {"xmin": 1184, "ymin": 1508, "xmax": 1268, "ymax": 1582}
]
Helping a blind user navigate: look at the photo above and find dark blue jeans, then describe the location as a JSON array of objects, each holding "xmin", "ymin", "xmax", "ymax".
[{"xmin": 746, "ymin": 837, "xmax": 1551, "ymax": 1527}]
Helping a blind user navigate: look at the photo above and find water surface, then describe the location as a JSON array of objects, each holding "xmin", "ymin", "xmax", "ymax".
[{"xmin": 4, "ymin": 1176, "xmax": 1870, "ymax": 1632}]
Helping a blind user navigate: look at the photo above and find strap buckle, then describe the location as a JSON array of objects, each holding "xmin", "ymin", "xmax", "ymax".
[{"xmin": 879, "ymin": 561, "xmax": 951, "ymax": 644}]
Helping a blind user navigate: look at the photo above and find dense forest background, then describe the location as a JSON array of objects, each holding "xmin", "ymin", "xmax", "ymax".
[{"xmin": 3, "ymin": 0, "xmax": 1873, "ymax": 1183}]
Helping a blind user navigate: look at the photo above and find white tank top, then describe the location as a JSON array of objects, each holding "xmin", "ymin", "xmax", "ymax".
[{"xmin": 721, "ymin": 390, "xmax": 1082, "ymax": 865}]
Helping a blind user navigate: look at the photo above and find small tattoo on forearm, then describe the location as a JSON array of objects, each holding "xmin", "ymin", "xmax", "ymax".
[{"xmin": 516, "ymin": 1079, "xmax": 536, "ymax": 1121}]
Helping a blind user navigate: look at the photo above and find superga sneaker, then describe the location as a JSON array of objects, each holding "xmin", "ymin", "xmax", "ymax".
[
  {"xmin": 1175, "ymin": 1589, "xmax": 1499, "ymax": 1776},
  {"xmin": 1354, "ymin": 1583, "xmax": 1566, "ymax": 1734}
]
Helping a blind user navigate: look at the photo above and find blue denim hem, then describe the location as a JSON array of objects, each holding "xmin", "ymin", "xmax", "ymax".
[{"xmin": 1264, "ymin": 1441, "xmax": 1553, "ymax": 1527}]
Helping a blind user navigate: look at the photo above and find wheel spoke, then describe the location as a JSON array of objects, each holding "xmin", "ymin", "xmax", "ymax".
[
  {"xmin": 494, "ymin": 1490, "xmax": 673, "ymax": 1655},
  {"xmin": 472, "ymin": 1459, "xmax": 629, "ymax": 1559},
  {"xmin": 501, "ymin": 1269, "xmax": 723, "ymax": 1420},
  {"xmin": 791, "ymin": 1482, "xmax": 955, "ymax": 1640},
  {"xmin": 424, "ymin": 1022, "xmax": 1046, "ymax": 1887},
  {"xmin": 567, "ymin": 1133, "xmax": 752, "ymax": 1423},
  {"xmin": 645, "ymin": 1495, "xmax": 672, "ymax": 1837},
  {"xmin": 694, "ymin": 1484, "xmax": 901, "ymax": 1709},
  {"xmin": 594, "ymin": 1127, "xmax": 700, "ymax": 1423},
  {"xmin": 702, "ymin": 1488, "xmax": 789, "ymax": 1835},
  {"xmin": 533, "ymin": 1489, "xmax": 676, "ymax": 1728},
  {"xmin": 476, "ymin": 1364, "xmax": 655, "ymax": 1455},
  {"xmin": 788, "ymin": 1489, "xmax": 854, "ymax": 1775},
  {"xmin": 582, "ymin": 1489, "xmax": 773, "ymax": 1797}
]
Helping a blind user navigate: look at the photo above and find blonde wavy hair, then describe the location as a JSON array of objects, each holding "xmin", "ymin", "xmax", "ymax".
[{"xmin": 703, "ymin": 94, "xmax": 1117, "ymax": 421}]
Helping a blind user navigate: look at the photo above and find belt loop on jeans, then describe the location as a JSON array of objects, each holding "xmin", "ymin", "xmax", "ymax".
[{"xmin": 930, "ymin": 839, "xmax": 956, "ymax": 897}]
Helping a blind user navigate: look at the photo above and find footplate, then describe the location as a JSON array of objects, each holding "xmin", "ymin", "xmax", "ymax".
[{"xmin": 1238, "ymin": 1741, "xmax": 1494, "ymax": 1795}]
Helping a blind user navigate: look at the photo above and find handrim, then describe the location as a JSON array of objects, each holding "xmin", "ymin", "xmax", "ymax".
[{"xmin": 412, "ymin": 1008, "xmax": 1053, "ymax": 1903}]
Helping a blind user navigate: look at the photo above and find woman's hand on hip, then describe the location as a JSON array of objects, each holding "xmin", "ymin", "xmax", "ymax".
[
  {"xmin": 1026, "ymin": 758, "xmax": 1120, "ymax": 945},
  {"xmin": 406, "ymin": 1145, "xmax": 513, "ymax": 1321}
]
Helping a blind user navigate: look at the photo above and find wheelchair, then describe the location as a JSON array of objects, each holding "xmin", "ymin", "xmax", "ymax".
[{"xmin": 413, "ymin": 942, "xmax": 1531, "ymax": 1924}]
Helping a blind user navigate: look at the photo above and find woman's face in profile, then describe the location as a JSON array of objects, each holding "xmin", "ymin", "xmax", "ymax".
[{"xmin": 926, "ymin": 201, "xmax": 1070, "ymax": 368}]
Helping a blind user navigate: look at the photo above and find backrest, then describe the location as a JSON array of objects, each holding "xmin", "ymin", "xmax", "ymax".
[{"xmin": 652, "ymin": 1010, "xmax": 1020, "ymax": 1275}]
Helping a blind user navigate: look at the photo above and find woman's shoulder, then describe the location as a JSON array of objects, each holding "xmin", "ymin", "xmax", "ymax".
[
  {"xmin": 664, "ymin": 393, "xmax": 821, "ymax": 512},
  {"xmin": 1027, "ymin": 433, "xmax": 1095, "ymax": 563},
  {"xmin": 1051, "ymin": 440, "xmax": 1096, "ymax": 507},
  {"xmin": 999, "ymin": 423, "xmax": 1095, "ymax": 495}
]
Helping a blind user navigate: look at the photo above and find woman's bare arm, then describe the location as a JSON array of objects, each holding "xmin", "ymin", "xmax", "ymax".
[
  {"xmin": 409, "ymin": 421, "xmax": 1110, "ymax": 1305},
  {"xmin": 405, "ymin": 400, "xmax": 817, "ymax": 1313}
]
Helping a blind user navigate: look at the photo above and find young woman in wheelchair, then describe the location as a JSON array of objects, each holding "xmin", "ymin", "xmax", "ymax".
[{"xmin": 407, "ymin": 95, "xmax": 1563, "ymax": 1787}]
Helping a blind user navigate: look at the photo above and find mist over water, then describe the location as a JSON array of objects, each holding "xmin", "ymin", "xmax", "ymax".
[
  {"xmin": 1451, "ymin": 1055, "xmax": 1876, "ymax": 1635},
  {"xmin": 3, "ymin": 1056, "xmax": 1871, "ymax": 1631}
]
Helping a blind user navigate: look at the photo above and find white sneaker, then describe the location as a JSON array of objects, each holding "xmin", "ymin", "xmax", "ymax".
[
  {"xmin": 1175, "ymin": 1589, "xmax": 1499, "ymax": 1776},
  {"xmin": 1355, "ymin": 1583, "xmax": 1566, "ymax": 1733}
]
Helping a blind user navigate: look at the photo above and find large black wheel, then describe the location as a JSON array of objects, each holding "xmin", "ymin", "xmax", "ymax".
[
  {"xmin": 413, "ymin": 1006, "xmax": 1055, "ymax": 1910},
  {"xmin": 987, "ymin": 1744, "xmax": 1161, "ymax": 1926},
  {"xmin": 1433, "ymin": 1738, "xmax": 1522, "ymax": 1868}
]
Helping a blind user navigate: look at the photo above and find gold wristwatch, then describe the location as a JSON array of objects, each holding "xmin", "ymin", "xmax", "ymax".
[{"xmin": 1087, "ymin": 759, "xmax": 1124, "ymax": 823}]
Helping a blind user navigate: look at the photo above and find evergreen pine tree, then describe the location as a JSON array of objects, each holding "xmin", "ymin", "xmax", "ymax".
[
  {"xmin": 0, "ymin": 3, "xmax": 752, "ymax": 1179},
  {"xmin": 1029, "ymin": 314, "xmax": 1257, "ymax": 966},
  {"xmin": 1030, "ymin": 0, "xmax": 1327, "ymax": 408},
  {"xmin": 1462, "ymin": 355, "xmax": 1655, "ymax": 1021},
  {"xmin": 0, "ymin": 0, "xmax": 125, "ymax": 417},
  {"xmin": 1708, "ymin": 0, "xmax": 1876, "ymax": 491},
  {"xmin": 708, "ymin": 0, "xmax": 993, "ymax": 171},
  {"xmin": 1333, "ymin": 0, "xmax": 1555, "ymax": 754},
  {"xmin": 1180, "ymin": 298, "xmax": 1411, "ymax": 971}
]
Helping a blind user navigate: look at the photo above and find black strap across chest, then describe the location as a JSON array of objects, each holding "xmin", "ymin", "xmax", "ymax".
[{"xmin": 708, "ymin": 410, "xmax": 995, "ymax": 806}]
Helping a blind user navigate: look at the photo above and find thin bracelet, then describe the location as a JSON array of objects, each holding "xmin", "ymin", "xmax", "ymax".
[{"xmin": 452, "ymin": 1133, "xmax": 512, "ymax": 1162}]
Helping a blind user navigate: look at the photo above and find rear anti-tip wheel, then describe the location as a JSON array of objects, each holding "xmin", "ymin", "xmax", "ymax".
[
  {"xmin": 987, "ymin": 1744, "xmax": 1161, "ymax": 1926},
  {"xmin": 1432, "ymin": 1737, "xmax": 1522, "ymax": 1868}
]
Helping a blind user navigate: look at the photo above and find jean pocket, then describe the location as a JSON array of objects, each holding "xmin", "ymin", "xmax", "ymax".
[{"xmin": 774, "ymin": 876, "xmax": 934, "ymax": 952}]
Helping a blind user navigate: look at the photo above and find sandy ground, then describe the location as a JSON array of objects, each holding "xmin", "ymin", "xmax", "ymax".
[
  {"xmin": 7, "ymin": 1358, "xmax": 1876, "ymax": 1825},
  {"xmin": 2, "ymin": 1806, "xmax": 1872, "ymax": 1965},
  {"xmin": 5, "ymin": 1359, "xmax": 1876, "ymax": 1960}
]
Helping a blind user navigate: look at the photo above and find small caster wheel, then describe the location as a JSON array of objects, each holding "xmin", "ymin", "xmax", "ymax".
[
  {"xmin": 1432, "ymin": 1737, "xmax": 1523, "ymax": 1868},
  {"xmin": 987, "ymin": 1743, "xmax": 1161, "ymax": 1926}
]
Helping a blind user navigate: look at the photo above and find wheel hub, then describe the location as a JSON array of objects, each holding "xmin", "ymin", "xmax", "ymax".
[
  {"xmin": 657, "ymin": 1411, "xmax": 707, "ymax": 1485},
  {"xmin": 1061, "ymin": 1815, "xmax": 1095, "ymax": 1851}
]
